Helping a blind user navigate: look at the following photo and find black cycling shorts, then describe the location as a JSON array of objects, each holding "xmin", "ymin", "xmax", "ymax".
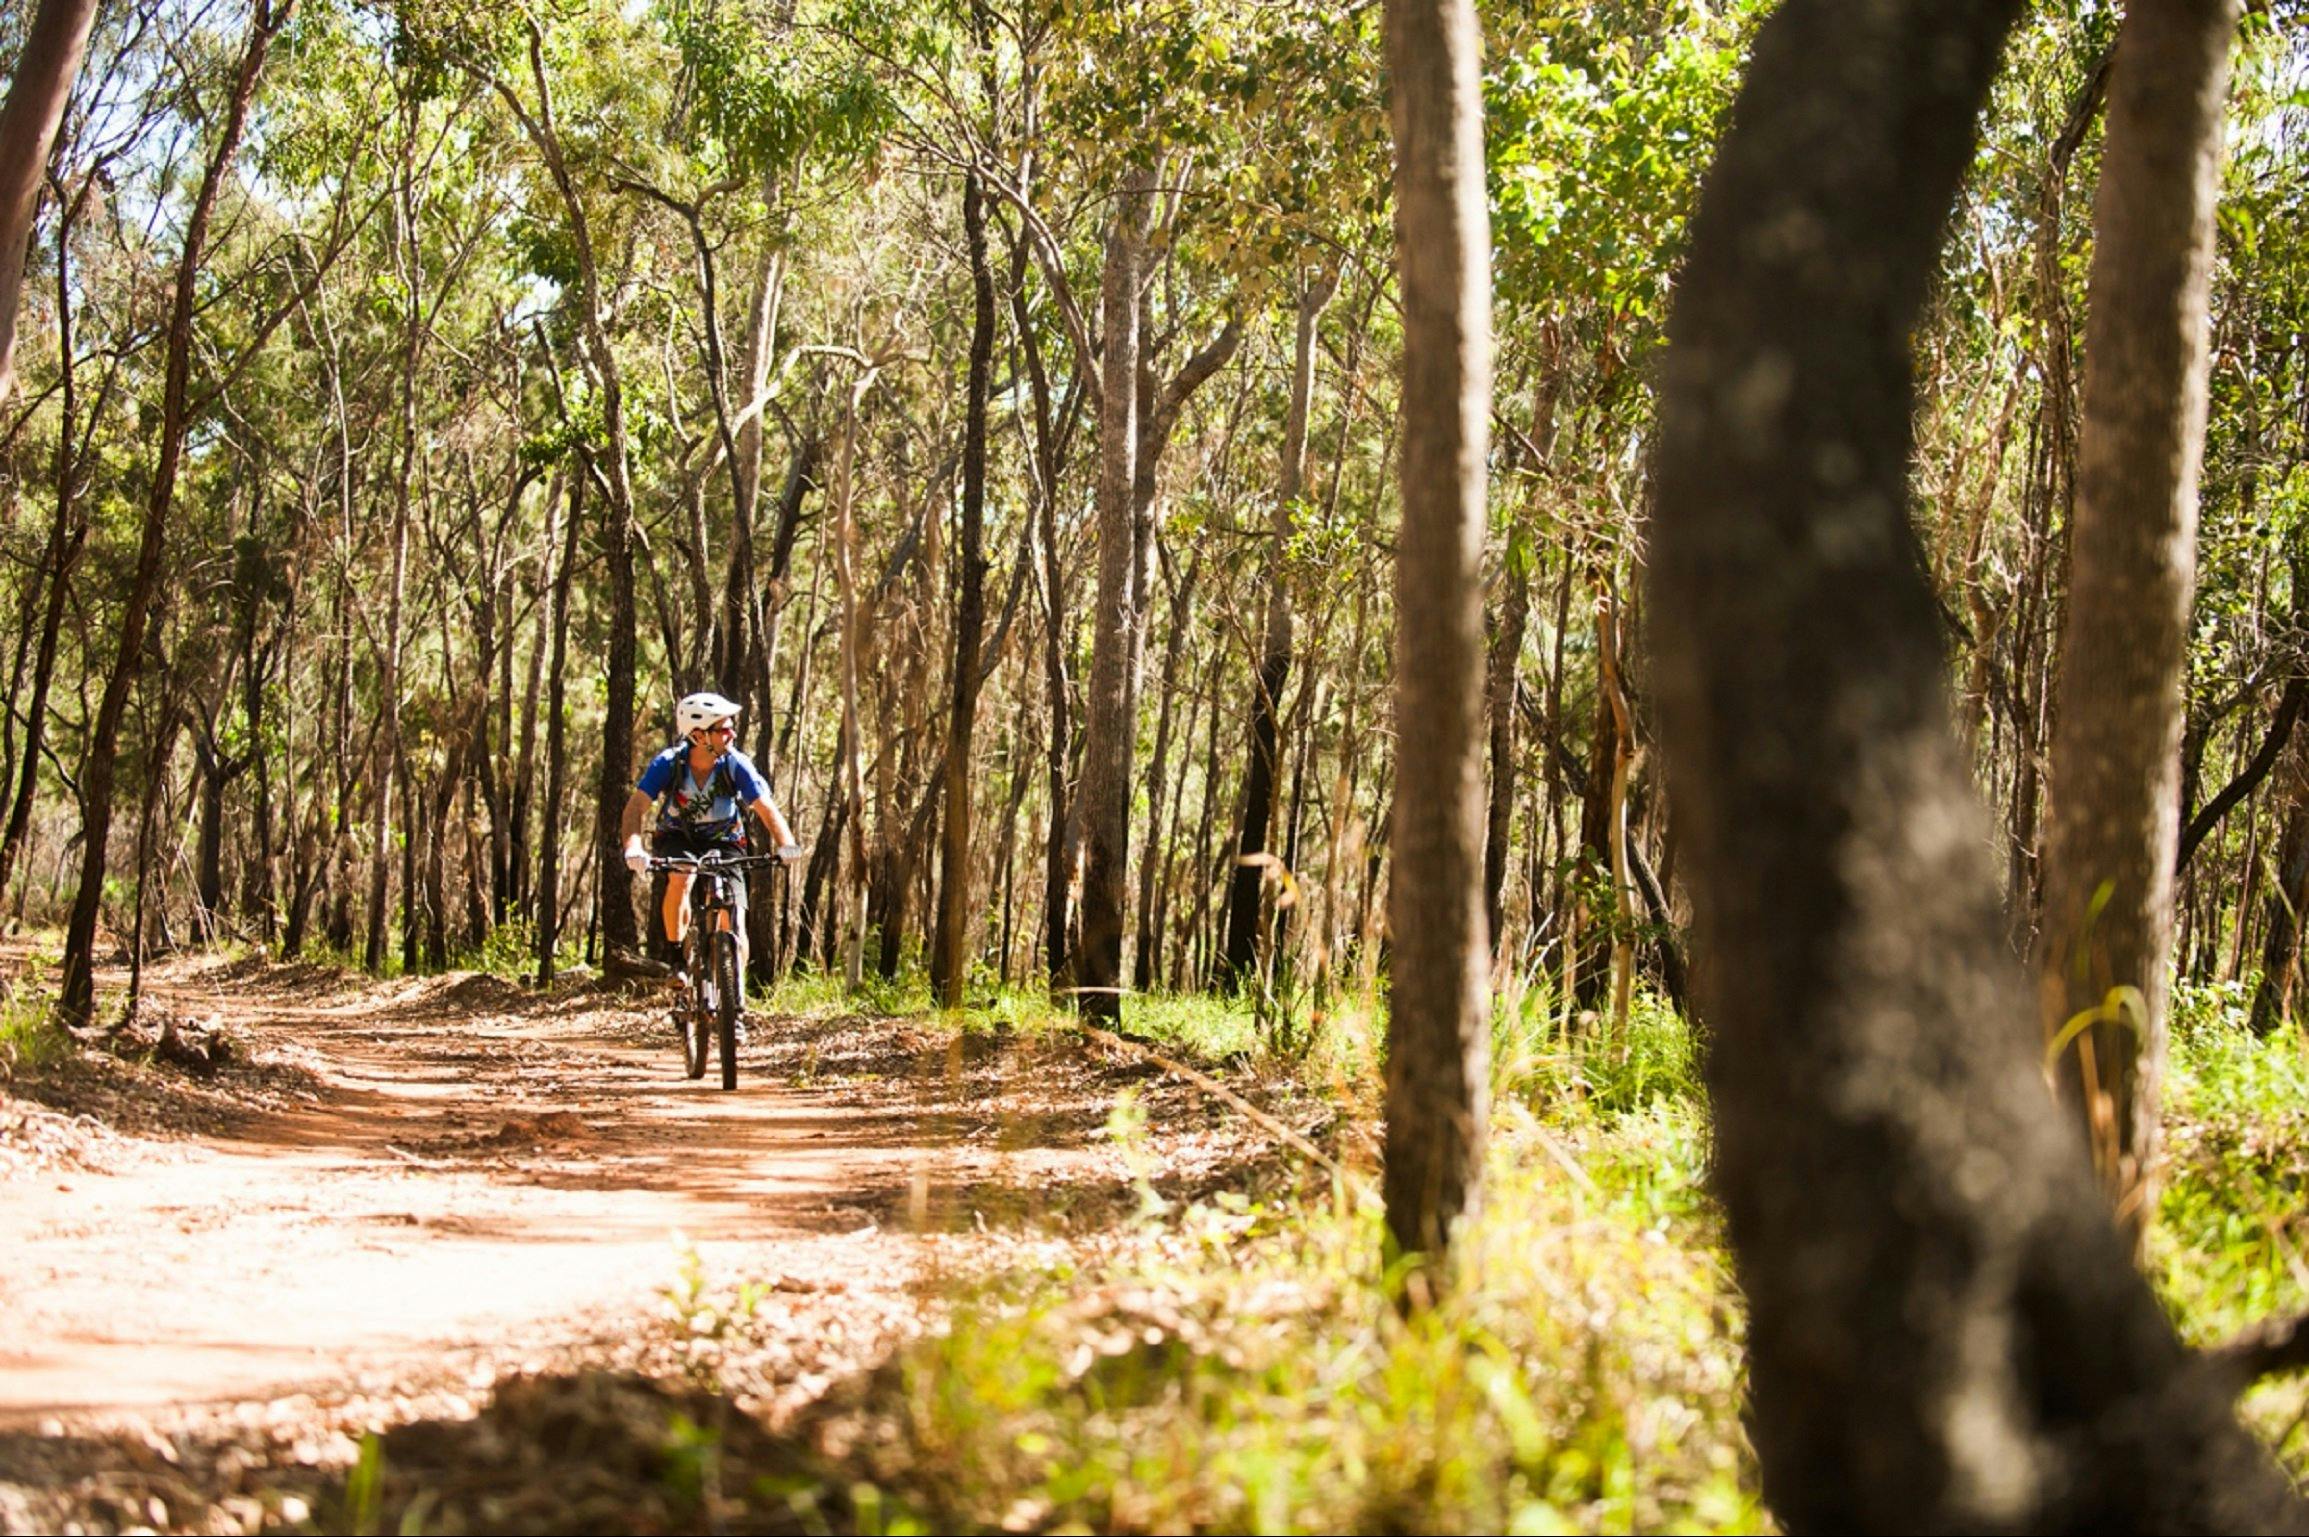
[{"xmin": 652, "ymin": 826, "xmax": 745, "ymax": 860}]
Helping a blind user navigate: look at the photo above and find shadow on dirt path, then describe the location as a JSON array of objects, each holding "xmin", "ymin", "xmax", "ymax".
[{"xmin": 0, "ymin": 953, "xmax": 1199, "ymax": 1429}]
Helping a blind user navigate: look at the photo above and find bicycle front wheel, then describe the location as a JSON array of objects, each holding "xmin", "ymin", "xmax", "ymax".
[
  {"xmin": 681, "ymin": 933, "xmax": 708, "ymax": 1079},
  {"xmin": 713, "ymin": 930, "xmax": 741, "ymax": 1091}
]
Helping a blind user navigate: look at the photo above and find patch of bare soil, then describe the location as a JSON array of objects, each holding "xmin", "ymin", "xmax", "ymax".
[{"xmin": 0, "ymin": 953, "xmax": 1325, "ymax": 1535}]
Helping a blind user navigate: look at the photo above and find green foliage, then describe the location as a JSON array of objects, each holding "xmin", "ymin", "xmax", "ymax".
[
  {"xmin": 1485, "ymin": 4, "xmax": 1752, "ymax": 335},
  {"xmin": 838, "ymin": 1096, "xmax": 1756, "ymax": 1533},
  {"xmin": 675, "ymin": 1, "xmax": 893, "ymax": 180},
  {"xmin": 2154, "ymin": 980, "xmax": 2309, "ymax": 1468},
  {"xmin": 1495, "ymin": 984, "xmax": 1700, "ymax": 1118},
  {"xmin": 0, "ymin": 979, "xmax": 64, "ymax": 1076},
  {"xmin": 662, "ymin": 1244, "xmax": 770, "ymax": 1392}
]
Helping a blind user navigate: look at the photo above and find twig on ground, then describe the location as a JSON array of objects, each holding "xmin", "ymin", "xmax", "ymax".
[{"xmin": 1073, "ymin": 1021, "xmax": 1362, "ymax": 1190}]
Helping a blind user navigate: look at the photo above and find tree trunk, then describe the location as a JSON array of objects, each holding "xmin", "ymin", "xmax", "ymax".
[
  {"xmin": 1071, "ymin": 163, "xmax": 1154, "ymax": 1022},
  {"xmin": 1135, "ymin": 553, "xmax": 1198, "ymax": 992},
  {"xmin": 932, "ymin": 171, "xmax": 996, "ymax": 1006},
  {"xmin": 1224, "ymin": 275, "xmax": 1335, "ymax": 987},
  {"xmin": 509, "ymin": 469, "xmax": 562, "ymax": 919},
  {"xmin": 1648, "ymin": 0, "xmax": 2297, "ymax": 1525},
  {"xmin": 2248, "ymin": 789, "xmax": 2309, "ymax": 1035},
  {"xmin": 1381, "ymin": 0, "xmax": 1492, "ymax": 1264},
  {"xmin": 1482, "ymin": 553, "xmax": 1530, "ymax": 951},
  {"xmin": 58, "ymin": 0, "xmax": 288, "ymax": 1028},
  {"xmin": 366, "ymin": 96, "xmax": 424, "ymax": 975},
  {"xmin": 2035, "ymin": 0, "xmax": 2240, "ymax": 1244},
  {"xmin": 0, "ymin": 212, "xmax": 87, "ymax": 901},
  {"xmin": 535, "ymin": 473, "xmax": 581, "ymax": 985},
  {"xmin": 0, "ymin": 0, "xmax": 100, "ymax": 409}
]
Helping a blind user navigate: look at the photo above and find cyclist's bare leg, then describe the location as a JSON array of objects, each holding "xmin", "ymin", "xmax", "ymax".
[{"xmin": 662, "ymin": 871, "xmax": 694, "ymax": 954}]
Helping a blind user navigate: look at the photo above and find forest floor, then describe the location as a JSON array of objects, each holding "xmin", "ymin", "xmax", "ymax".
[{"xmin": 0, "ymin": 947, "xmax": 1311, "ymax": 1534}]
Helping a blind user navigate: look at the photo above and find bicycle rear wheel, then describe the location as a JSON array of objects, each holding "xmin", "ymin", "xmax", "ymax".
[{"xmin": 713, "ymin": 930, "xmax": 741, "ymax": 1091}]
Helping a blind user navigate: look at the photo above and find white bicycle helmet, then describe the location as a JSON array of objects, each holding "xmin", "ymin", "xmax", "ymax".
[{"xmin": 675, "ymin": 691, "xmax": 742, "ymax": 735}]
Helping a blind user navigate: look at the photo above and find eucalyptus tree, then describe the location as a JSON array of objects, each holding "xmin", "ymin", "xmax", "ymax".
[
  {"xmin": 59, "ymin": 0, "xmax": 300, "ymax": 1027},
  {"xmin": 0, "ymin": 0, "xmax": 102, "ymax": 409},
  {"xmin": 411, "ymin": 0, "xmax": 679, "ymax": 961},
  {"xmin": 1650, "ymin": 0, "xmax": 2301, "ymax": 1522},
  {"xmin": 1480, "ymin": 4, "xmax": 1746, "ymax": 992},
  {"xmin": 2036, "ymin": 0, "xmax": 2242, "ymax": 1244},
  {"xmin": 1380, "ymin": 0, "xmax": 1492, "ymax": 1266}
]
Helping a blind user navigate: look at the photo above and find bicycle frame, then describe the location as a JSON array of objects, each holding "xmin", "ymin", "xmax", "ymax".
[{"xmin": 646, "ymin": 847, "xmax": 803, "ymax": 1090}]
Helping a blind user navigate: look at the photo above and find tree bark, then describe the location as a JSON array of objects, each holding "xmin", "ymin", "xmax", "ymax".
[
  {"xmin": 1071, "ymin": 163, "xmax": 1153, "ymax": 1022},
  {"xmin": 1135, "ymin": 553, "xmax": 1198, "ymax": 992},
  {"xmin": 2248, "ymin": 789, "xmax": 2309, "ymax": 1035},
  {"xmin": 1648, "ymin": 0, "xmax": 2298, "ymax": 1525},
  {"xmin": 535, "ymin": 473, "xmax": 582, "ymax": 985},
  {"xmin": 366, "ymin": 96, "xmax": 424, "ymax": 974},
  {"xmin": 0, "ymin": 208, "xmax": 87, "ymax": 900},
  {"xmin": 932, "ymin": 171, "xmax": 996, "ymax": 1006},
  {"xmin": 1482, "ymin": 553, "xmax": 1530, "ymax": 952},
  {"xmin": 1381, "ymin": 0, "xmax": 1492, "ymax": 1264},
  {"xmin": 58, "ymin": 0, "xmax": 290, "ymax": 1027},
  {"xmin": 0, "ymin": 0, "xmax": 100, "ymax": 409},
  {"xmin": 1224, "ymin": 275, "xmax": 1335, "ymax": 988},
  {"xmin": 2036, "ymin": 0, "xmax": 2240, "ymax": 1243}
]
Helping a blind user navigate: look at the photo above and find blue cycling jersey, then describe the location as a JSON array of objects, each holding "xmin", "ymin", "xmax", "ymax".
[{"xmin": 636, "ymin": 746, "xmax": 771, "ymax": 839}]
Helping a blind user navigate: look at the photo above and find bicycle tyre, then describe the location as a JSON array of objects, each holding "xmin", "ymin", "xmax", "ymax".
[
  {"xmin": 681, "ymin": 933, "xmax": 708, "ymax": 1079},
  {"xmin": 714, "ymin": 930, "xmax": 741, "ymax": 1091}
]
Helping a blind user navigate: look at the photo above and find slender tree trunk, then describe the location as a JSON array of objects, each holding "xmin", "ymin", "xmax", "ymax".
[
  {"xmin": 1482, "ymin": 554, "xmax": 1530, "ymax": 951},
  {"xmin": 366, "ymin": 97, "xmax": 423, "ymax": 975},
  {"xmin": 509, "ymin": 469, "xmax": 562, "ymax": 919},
  {"xmin": 535, "ymin": 474, "xmax": 581, "ymax": 985},
  {"xmin": 1224, "ymin": 275, "xmax": 1335, "ymax": 987},
  {"xmin": 1381, "ymin": 0, "xmax": 1492, "ymax": 1264},
  {"xmin": 1072, "ymin": 164, "xmax": 1154, "ymax": 1021},
  {"xmin": 1135, "ymin": 554, "xmax": 1198, "ymax": 992},
  {"xmin": 932, "ymin": 171, "xmax": 996, "ymax": 1006},
  {"xmin": 2035, "ymin": 0, "xmax": 2240, "ymax": 1245},
  {"xmin": 1649, "ymin": 1, "xmax": 2298, "ymax": 1524},
  {"xmin": 0, "ymin": 0, "xmax": 100, "ymax": 409},
  {"xmin": 58, "ymin": 0, "xmax": 289, "ymax": 1027},
  {"xmin": 832, "ymin": 384, "xmax": 872, "ymax": 988},
  {"xmin": 2248, "ymin": 787, "xmax": 2309, "ymax": 1034},
  {"xmin": 0, "ymin": 215, "xmax": 86, "ymax": 899}
]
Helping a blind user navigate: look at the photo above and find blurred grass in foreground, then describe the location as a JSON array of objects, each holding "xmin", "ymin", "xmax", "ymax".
[
  {"xmin": 820, "ymin": 988, "xmax": 1758, "ymax": 1535},
  {"xmin": 2157, "ymin": 977, "xmax": 2309, "ymax": 1468},
  {"xmin": 793, "ymin": 972, "xmax": 2309, "ymax": 1534}
]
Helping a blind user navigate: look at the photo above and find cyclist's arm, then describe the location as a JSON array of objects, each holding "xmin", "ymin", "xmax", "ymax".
[{"xmin": 619, "ymin": 789, "xmax": 654, "ymax": 846}]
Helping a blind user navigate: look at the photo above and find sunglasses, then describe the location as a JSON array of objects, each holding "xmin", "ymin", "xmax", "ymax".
[{"xmin": 691, "ymin": 724, "xmax": 735, "ymax": 739}]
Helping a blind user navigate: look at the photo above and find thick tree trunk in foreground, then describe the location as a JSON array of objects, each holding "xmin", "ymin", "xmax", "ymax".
[
  {"xmin": 2036, "ymin": 0, "xmax": 2240, "ymax": 1240},
  {"xmin": 931, "ymin": 172, "xmax": 996, "ymax": 1007},
  {"xmin": 59, "ymin": 0, "xmax": 289, "ymax": 1028},
  {"xmin": 0, "ymin": 0, "xmax": 100, "ymax": 409},
  {"xmin": 1648, "ymin": 0, "xmax": 2298, "ymax": 1527},
  {"xmin": 1380, "ymin": 0, "xmax": 1492, "ymax": 1263},
  {"xmin": 1071, "ymin": 164, "xmax": 1153, "ymax": 1023}
]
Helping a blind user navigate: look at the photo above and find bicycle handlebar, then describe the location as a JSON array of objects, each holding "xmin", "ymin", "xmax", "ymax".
[{"xmin": 646, "ymin": 845, "xmax": 807, "ymax": 874}]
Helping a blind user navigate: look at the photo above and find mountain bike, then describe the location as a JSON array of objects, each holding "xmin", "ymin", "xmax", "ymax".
[{"xmin": 648, "ymin": 845, "xmax": 804, "ymax": 1090}]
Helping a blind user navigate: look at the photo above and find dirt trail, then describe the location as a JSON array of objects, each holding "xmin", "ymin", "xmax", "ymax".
[{"xmin": 0, "ymin": 955, "xmax": 1200, "ymax": 1440}]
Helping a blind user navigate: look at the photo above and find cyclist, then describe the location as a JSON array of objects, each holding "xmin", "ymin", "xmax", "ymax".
[{"xmin": 620, "ymin": 691, "xmax": 797, "ymax": 977}]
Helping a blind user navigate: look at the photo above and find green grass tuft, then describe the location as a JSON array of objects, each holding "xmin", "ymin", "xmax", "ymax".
[{"xmin": 832, "ymin": 1060, "xmax": 1755, "ymax": 1534}]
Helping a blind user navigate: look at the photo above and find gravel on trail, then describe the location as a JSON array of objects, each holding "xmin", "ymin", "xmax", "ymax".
[{"xmin": 0, "ymin": 952, "xmax": 1307, "ymax": 1534}]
